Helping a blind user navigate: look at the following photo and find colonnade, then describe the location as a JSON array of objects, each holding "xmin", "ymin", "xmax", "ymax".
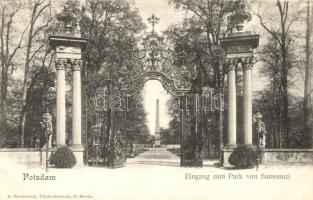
[
  {"xmin": 55, "ymin": 58, "xmax": 82, "ymax": 149},
  {"xmin": 226, "ymin": 57, "xmax": 254, "ymax": 147}
]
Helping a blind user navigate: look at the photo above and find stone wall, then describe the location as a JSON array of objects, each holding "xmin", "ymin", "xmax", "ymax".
[
  {"xmin": 0, "ymin": 148, "xmax": 43, "ymax": 166},
  {"xmin": 0, "ymin": 148, "xmax": 55, "ymax": 166},
  {"xmin": 222, "ymin": 148, "xmax": 313, "ymax": 167},
  {"xmin": 262, "ymin": 149, "xmax": 313, "ymax": 164}
]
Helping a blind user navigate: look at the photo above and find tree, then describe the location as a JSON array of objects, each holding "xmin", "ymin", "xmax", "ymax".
[
  {"xmin": 254, "ymin": 89, "xmax": 305, "ymax": 149},
  {"xmin": 258, "ymin": 32, "xmax": 300, "ymax": 148},
  {"xmin": 166, "ymin": 96, "xmax": 182, "ymax": 144},
  {"xmin": 0, "ymin": 0, "xmax": 55, "ymax": 147},
  {"xmin": 23, "ymin": 64, "xmax": 56, "ymax": 148},
  {"xmin": 20, "ymin": 0, "xmax": 52, "ymax": 147},
  {"xmin": 304, "ymin": 0, "xmax": 313, "ymax": 147},
  {"xmin": 125, "ymin": 94, "xmax": 150, "ymax": 144},
  {"xmin": 254, "ymin": 0, "xmax": 299, "ymax": 147},
  {"xmin": 168, "ymin": 0, "xmax": 251, "ymax": 89},
  {"xmin": 0, "ymin": 0, "xmax": 26, "ymax": 140}
]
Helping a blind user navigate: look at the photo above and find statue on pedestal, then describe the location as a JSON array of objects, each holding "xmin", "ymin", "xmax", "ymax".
[
  {"xmin": 40, "ymin": 112, "xmax": 53, "ymax": 148},
  {"xmin": 253, "ymin": 112, "xmax": 267, "ymax": 147}
]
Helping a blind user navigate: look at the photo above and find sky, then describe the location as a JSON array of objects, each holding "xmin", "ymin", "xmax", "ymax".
[{"xmin": 130, "ymin": 0, "xmax": 186, "ymax": 32}]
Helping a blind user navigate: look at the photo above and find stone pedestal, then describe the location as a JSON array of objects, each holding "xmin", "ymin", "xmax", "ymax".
[
  {"xmin": 222, "ymin": 146, "xmax": 236, "ymax": 168},
  {"xmin": 154, "ymin": 134, "xmax": 161, "ymax": 146},
  {"xmin": 70, "ymin": 148, "xmax": 85, "ymax": 167}
]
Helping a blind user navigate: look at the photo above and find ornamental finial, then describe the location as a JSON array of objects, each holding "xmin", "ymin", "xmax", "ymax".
[
  {"xmin": 147, "ymin": 14, "xmax": 160, "ymax": 34},
  {"xmin": 57, "ymin": 4, "xmax": 76, "ymax": 34}
]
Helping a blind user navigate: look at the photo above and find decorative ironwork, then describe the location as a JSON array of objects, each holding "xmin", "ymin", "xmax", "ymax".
[
  {"xmin": 147, "ymin": 14, "xmax": 159, "ymax": 34},
  {"xmin": 119, "ymin": 14, "xmax": 194, "ymax": 96},
  {"xmin": 87, "ymin": 15, "xmax": 201, "ymax": 168},
  {"xmin": 107, "ymin": 109, "xmax": 127, "ymax": 168},
  {"xmin": 180, "ymin": 95, "xmax": 203, "ymax": 167}
]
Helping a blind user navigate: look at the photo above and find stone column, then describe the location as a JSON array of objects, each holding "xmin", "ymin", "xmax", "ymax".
[
  {"xmin": 56, "ymin": 59, "xmax": 66, "ymax": 146},
  {"xmin": 226, "ymin": 59, "xmax": 237, "ymax": 147},
  {"xmin": 242, "ymin": 57, "xmax": 253, "ymax": 145},
  {"xmin": 71, "ymin": 59, "xmax": 83, "ymax": 149}
]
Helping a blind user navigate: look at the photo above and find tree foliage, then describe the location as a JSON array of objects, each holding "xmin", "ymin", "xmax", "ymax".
[
  {"xmin": 74, "ymin": 0, "xmax": 146, "ymax": 164},
  {"xmin": 0, "ymin": 0, "xmax": 55, "ymax": 147},
  {"xmin": 303, "ymin": 0, "xmax": 313, "ymax": 147},
  {"xmin": 254, "ymin": 0, "xmax": 311, "ymax": 148}
]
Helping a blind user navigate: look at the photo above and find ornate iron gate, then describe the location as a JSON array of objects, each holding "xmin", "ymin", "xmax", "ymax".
[{"xmin": 86, "ymin": 15, "xmax": 207, "ymax": 168}]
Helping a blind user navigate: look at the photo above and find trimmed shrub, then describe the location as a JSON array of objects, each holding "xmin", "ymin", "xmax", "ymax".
[
  {"xmin": 50, "ymin": 146, "xmax": 76, "ymax": 168},
  {"xmin": 229, "ymin": 145, "xmax": 257, "ymax": 169}
]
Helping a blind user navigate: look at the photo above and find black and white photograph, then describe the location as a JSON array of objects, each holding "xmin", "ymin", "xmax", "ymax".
[{"xmin": 0, "ymin": 0, "xmax": 312, "ymax": 200}]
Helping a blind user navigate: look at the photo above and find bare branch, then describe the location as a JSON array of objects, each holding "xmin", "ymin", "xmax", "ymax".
[
  {"xmin": 32, "ymin": 1, "xmax": 50, "ymax": 26},
  {"xmin": 252, "ymin": 9, "xmax": 283, "ymax": 47},
  {"xmin": 29, "ymin": 42, "xmax": 45, "ymax": 62},
  {"xmin": 31, "ymin": 17, "xmax": 52, "ymax": 40},
  {"xmin": 286, "ymin": 16, "xmax": 299, "ymax": 34},
  {"xmin": 7, "ymin": 23, "xmax": 30, "ymax": 64}
]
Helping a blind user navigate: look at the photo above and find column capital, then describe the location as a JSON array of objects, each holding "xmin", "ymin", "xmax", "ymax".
[
  {"xmin": 226, "ymin": 58, "xmax": 238, "ymax": 71},
  {"xmin": 55, "ymin": 58, "xmax": 67, "ymax": 71},
  {"xmin": 242, "ymin": 57, "xmax": 253, "ymax": 70},
  {"xmin": 71, "ymin": 59, "xmax": 82, "ymax": 71}
]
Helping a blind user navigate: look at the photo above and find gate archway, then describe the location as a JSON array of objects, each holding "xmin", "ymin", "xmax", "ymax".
[{"xmin": 87, "ymin": 15, "xmax": 204, "ymax": 168}]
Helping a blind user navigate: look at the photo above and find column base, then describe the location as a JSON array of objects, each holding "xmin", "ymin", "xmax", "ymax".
[
  {"xmin": 69, "ymin": 145, "xmax": 85, "ymax": 167},
  {"xmin": 222, "ymin": 144, "xmax": 237, "ymax": 168}
]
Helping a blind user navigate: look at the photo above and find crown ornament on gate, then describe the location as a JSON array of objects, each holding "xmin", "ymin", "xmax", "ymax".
[
  {"xmin": 148, "ymin": 14, "xmax": 160, "ymax": 35},
  {"xmin": 118, "ymin": 14, "xmax": 195, "ymax": 96}
]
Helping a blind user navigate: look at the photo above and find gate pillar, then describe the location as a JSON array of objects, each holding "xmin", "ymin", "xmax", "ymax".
[
  {"xmin": 49, "ymin": 7, "xmax": 87, "ymax": 166},
  {"xmin": 221, "ymin": 29, "xmax": 259, "ymax": 167}
]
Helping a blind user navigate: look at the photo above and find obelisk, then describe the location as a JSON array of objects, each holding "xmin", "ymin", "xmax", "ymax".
[{"xmin": 154, "ymin": 99, "xmax": 161, "ymax": 146}]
